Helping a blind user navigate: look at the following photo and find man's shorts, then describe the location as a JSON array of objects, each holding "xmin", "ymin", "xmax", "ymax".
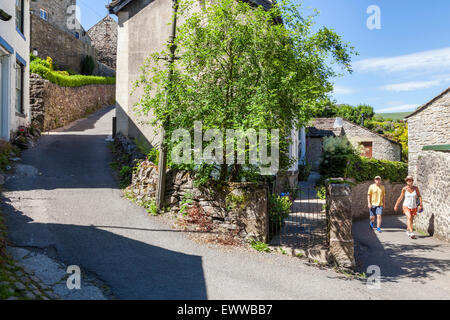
[
  {"xmin": 370, "ymin": 206, "xmax": 383, "ymax": 216},
  {"xmin": 403, "ymin": 206, "xmax": 418, "ymax": 216}
]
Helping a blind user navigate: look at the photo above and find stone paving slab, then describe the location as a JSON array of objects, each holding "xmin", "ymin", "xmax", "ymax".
[{"xmin": 6, "ymin": 246, "xmax": 108, "ymax": 300}]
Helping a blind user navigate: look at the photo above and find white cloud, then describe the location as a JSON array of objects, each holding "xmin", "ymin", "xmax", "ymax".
[
  {"xmin": 379, "ymin": 80, "xmax": 442, "ymax": 92},
  {"xmin": 333, "ymin": 85, "xmax": 355, "ymax": 95},
  {"xmin": 376, "ymin": 104, "xmax": 419, "ymax": 113},
  {"xmin": 354, "ymin": 47, "xmax": 450, "ymax": 73}
]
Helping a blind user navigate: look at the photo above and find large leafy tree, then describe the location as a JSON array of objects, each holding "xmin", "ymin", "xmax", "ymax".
[{"xmin": 136, "ymin": 0, "xmax": 355, "ymax": 182}]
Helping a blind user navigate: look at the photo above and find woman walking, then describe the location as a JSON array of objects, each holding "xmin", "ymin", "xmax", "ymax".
[{"xmin": 394, "ymin": 176, "xmax": 423, "ymax": 239}]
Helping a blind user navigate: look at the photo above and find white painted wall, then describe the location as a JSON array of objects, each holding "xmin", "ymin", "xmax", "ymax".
[{"xmin": 0, "ymin": 0, "xmax": 31, "ymax": 140}]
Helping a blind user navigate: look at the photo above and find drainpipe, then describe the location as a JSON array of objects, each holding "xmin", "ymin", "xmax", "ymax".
[{"xmin": 156, "ymin": 0, "xmax": 179, "ymax": 211}]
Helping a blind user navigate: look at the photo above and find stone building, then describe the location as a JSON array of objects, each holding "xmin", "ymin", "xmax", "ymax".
[
  {"xmin": 0, "ymin": 0, "xmax": 31, "ymax": 140},
  {"xmin": 405, "ymin": 87, "xmax": 450, "ymax": 242},
  {"xmin": 30, "ymin": 0, "xmax": 90, "ymax": 44},
  {"xmin": 87, "ymin": 16, "xmax": 118, "ymax": 69},
  {"xmin": 306, "ymin": 118, "xmax": 402, "ymax": 171},
  {"xmin": 29, "ymin": 0, "xmax": 101, "ymax": 74}
]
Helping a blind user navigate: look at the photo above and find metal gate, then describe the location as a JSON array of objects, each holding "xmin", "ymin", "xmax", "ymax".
[{"xmin": 269, "ymin": 184, "xmax": 327, "ymax": 250}]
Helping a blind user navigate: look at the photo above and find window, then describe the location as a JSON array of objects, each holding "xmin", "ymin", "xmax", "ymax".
[
  {"xmin": 74, "ymin": 32, "xmax": 80, "ymax": 39},
  {"xmin": 16, "ymin": 61, "xmax": 24, "ymax": 114},
  {"xmin": 40, "ymin": 9, "xmax": 48, "ymax": 21},
  {"xmin": 360, "ymin": 142, "xmax": 373, "ymax": 158},
  {"xmin": 15, "ymin": 0, "xmax": 24, "ymax": 33}
]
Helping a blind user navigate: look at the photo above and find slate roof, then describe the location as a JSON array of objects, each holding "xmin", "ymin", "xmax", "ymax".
[
  {"xmin": 307, "ymin": 118, "xmax": 338, "ymax": 137},
  {"xmin": 307, "ymin": 118, "xmax": 401, "ymax": 146},
  {"xmin": 107, "ymin": 0, "xmax": 274, "ymax": 14}
]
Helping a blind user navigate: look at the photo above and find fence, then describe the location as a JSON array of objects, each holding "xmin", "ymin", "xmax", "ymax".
[{"xmin": 269, "ymin": 183, "xmax": 328, "ymax": 251}]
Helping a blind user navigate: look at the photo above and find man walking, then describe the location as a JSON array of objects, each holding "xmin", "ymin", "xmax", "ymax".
[{"xmin": 368, "ymin": 176, "xmax": 385, "ymax": 233}]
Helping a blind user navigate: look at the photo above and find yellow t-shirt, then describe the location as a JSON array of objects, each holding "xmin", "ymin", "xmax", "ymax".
[{"xmin": 368, "ymin": 184, "xmax": 385, "ymax": 206}]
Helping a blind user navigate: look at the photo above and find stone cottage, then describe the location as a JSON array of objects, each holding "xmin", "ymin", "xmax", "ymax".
[
  {"xmin": 0, "ymin": 0, "xmax": 31, "ymax": 140},
  {"xmin": 87, "ymin": 16, "xmax": 118, "ymax": 70},
  {"xmin": 405, "ymin": 87, "xmax": 450, "ymax": 242},
  {"xmin": 30, "ymin": 0, "xmax": 95, "ymax": 73},
  {"xmin": 305, "ymin": 118, "xmax": 402, "ymax": 171}
]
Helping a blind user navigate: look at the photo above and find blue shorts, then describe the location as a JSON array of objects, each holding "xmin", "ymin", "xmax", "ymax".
[{"xmin": 370, "ymin": 206, "xmax": 383, "ymax": 216}]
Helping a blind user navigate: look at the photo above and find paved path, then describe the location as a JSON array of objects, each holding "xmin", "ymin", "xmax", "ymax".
[
  {"xmin": 1, "ymin": 107, "xmax": 449, "ymax": 300},
  {"xmin": 354, "ymin": 215, "xmax": 450, "ymax": 299}
]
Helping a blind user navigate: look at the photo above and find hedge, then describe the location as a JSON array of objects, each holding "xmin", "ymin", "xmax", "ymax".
[
  {"xmin": 346, "ymin": 156, "xmax": 408, "ymax": 183},
  {"xmin": 30, "ymin": 58, "xmax": 115, "ymax": 88}
]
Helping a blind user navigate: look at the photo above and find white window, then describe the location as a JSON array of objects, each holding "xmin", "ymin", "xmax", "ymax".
[
  {"xmin": 15, "ymin": 61, "xmax": 24, "ymax": 114},
  {"xmin": 16, "ymin": 0, "xmax": 24, "ymax": 32},
  {"xmin": 40, "ymin": 9, "xmax": 48, "ymax": 21}
]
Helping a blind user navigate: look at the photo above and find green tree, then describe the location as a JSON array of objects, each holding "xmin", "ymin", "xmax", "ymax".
[
  {"xmin": 81, "ymin": 55, "xmax": 96, "ymax": 75},
  {"xmin": 136, "ymin": 0, "xmax": 355, "ymax": 181}
]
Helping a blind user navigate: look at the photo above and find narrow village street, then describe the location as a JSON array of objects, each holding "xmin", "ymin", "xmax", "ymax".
[{"xmin": 1, "ymin": 107, "xmax": 449, "ymax": 300}]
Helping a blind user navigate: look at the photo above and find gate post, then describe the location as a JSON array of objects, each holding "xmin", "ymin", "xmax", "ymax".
[{"xmin": 326, "ymin": 180, "xmax": 355, "ymax": 269}]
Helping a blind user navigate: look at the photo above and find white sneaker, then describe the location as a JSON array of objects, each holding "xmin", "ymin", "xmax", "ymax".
[{"xmin": 410, "ymin": 232, "xmax": 416, "ymax": 239}]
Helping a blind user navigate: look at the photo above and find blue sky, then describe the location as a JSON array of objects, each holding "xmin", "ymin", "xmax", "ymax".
[{"xmin": 77, "ymin": 0, "xmax": 450, "ymax": 113}]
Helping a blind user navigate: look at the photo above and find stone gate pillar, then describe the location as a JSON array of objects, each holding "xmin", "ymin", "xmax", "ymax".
[{"xmin": 326, "ymin": 180, "xmax": 355, "ymax": 269}]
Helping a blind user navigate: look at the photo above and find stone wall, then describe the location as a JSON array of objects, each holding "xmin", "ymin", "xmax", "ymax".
[
  {"xmin": 407, "ymin": 89, "xmax": 450, "ymax": 178},
  {"xmin": 326, "ymin": 181, "xmax": 355, "ymax": 269},
  {"xmin": 414, "ymin": 150, "xmax": 450, "ymax": 241},
  {"xmin": 87, "ymin": 16, "xmax": 118, "ymax": 69},
  {"xmin": 126, "ymin": 157, "xmax": 269, "ymax": 242},
  {"xmin": 30, "ymin": 0, "xmax": 90, "ymax": 44},
  {"xmin": 31, "ymin": 14, "xmax": 97, "ymax": 74},
  {"xmin": 30, "ymin": 74, "xmax": 115, "ymax": 131},
  {"xmin": 350, "ymin": 180, "xmax": 404, "ymax": 220},
  {"xmin": 342, "ymin": 120, "xmax": 402, "ymax": 162}
]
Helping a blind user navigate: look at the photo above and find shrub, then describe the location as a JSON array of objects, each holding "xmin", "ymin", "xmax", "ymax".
[
  {"xmin": 30, "ymin": 54, "xmax": 50, "ymax": 68},
  {"xmin": 317, "ymin": 136, "xmax": 408, "ymax": 192},
  {"xmin": 46, "ymin": 56, "xmax": 53, "ymax": 71},
  {"xmin": 53, "ymin": 70, "xmax": 70, "ymax": 76},
  {"xmin": 268, "ymin": 194, "xmax": 292, "ymax": 234},
  {"xmin": 81, "ymin": 55, "xmax": 96, "ymax": 75},
  {"xmin": 30, "ymin": 62, "xmax": 115, "ymax": 87},
  {"xmin": 319, "ymin": 136, "xmax": 357, "ymax": 178},
  {"xmin": 249, "ymin": 240, "xmax": 271, "ymax": 253},
  {"xmin": 346, "ymin": 156, "xmax": 408, "ymax": 183},
  {"xmin": 316, "ymin": 185, "xmax": 326, "ymax": 200},
  {"xmin": 298, "ymin": 161, "xmax": 311, "ymax": 181},
  {"xmin": 119, "ymin": 165, "xmax": 133, "ymax": 188},
  {"xmin": 0, "ymin": 140, "xmax": 15, "ymax": 170}
]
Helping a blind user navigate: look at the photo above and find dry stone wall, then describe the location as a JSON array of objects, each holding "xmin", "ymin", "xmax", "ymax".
[
  {"xmin": 30, "ymin": 74, "xmax": 115, "ymax": 131},
  {"xmin": 124, "ymin": 157, "xmax": 269, "ymax": 242},
  {"xmin": 31, "ymin": 14, "xmax": 96, "ymax": 74},
  {"xmin": 414, "ymin": 150, "xmax": 450, "ymax": 241}
]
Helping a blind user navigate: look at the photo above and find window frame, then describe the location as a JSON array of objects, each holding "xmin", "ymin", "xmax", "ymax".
[
  {"xmin": 39, "ymin": 8, "xmax": 49, "ymax": 21},
  {"xmin": 15, "ymin": 0, "xmax": 24, "ymax": 34},
  {"xmin": 15, "ymin": 60, "xmax": 24, "ymax": 115}
]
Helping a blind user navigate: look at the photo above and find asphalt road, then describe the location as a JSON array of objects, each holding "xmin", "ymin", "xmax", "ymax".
[{"xmin": 2, "ymin": 107, "xmax": 449, "ymax": 300}]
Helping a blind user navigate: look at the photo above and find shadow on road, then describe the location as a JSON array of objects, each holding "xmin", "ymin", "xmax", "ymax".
[
  {"xmin": 353, "ymin": 215, "xmax": 450, "ymax": 283},
  {"xmin": 0, "ymin": 194, "xmax": 208, "ymax": 300}
]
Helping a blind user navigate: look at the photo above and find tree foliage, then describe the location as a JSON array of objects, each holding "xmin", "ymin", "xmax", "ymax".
[{"xmin": 136, "ymin": 0, "xmax": 355, "ymax": 182}]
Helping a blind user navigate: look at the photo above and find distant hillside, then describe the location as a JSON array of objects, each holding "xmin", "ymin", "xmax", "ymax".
[{"xmin": 376, "ymin": 112, "xmax": 412, "ymax": 120}]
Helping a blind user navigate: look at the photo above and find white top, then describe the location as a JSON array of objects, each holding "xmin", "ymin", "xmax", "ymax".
[{"xmin": 403, "ymin": 188, "xmax": 418, "ymax": 209}]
